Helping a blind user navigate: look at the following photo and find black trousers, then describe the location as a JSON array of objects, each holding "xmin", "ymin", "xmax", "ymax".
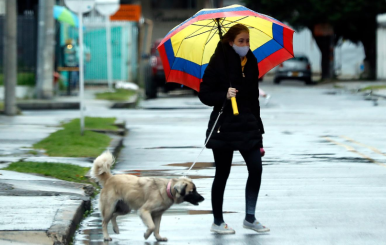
[{"xmin": 212, "ymin": 147, "xmax": 263, "ymax": 222}]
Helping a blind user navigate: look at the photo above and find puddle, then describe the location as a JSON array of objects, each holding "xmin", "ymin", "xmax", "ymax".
[
  {"xmin": 162, "ymin": 209, "xmax": 237, "ymax": 216},
  {"xmin": 142, "ymin": 107, "xmax": 206, "ymax": 110},
  {"xmin": 282, "ymin": 131, "xmax": 293, "ymax": 135},
  {"xmin": 122, "ymin": 169, "xmax": 212, "ymax": 179},
  {"xmin": 292, "ymin": 153, "xmax": 336, "ymax": 156},
  {"xmin": 74, "ymin": 194, "xmax": 235, "ymax": 244},
  {"xmin": 167, "ymin": 162, "xmax": 214, "ymax": 169},
  {"xmin": 145, "ymin": 146, "xmax": 201, "ymax": 149},
  {"xmin": 166, "ymin": 162, "xmax": 245, "ymax": 169},
  {"xmin": 311, "ymin": 156, "xmax": 373, "ymax": 163},
  {"xmin": 317, "ymin": 140, "xmax": 332, "ymax": 144},
  {"xmin": 188, "ymin": 210, "xmax": 236, "ymax": 215}
]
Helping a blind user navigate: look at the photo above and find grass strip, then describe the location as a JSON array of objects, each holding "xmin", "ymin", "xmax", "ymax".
[
  {"xmin": 4, "ymin": 161, "xmax": 90, "ymax": 183},
  {"xmin": 3, "ymin": 161, "xmax": 100, "ymax": 196},
  {"xmin": 33, "ymin": 117, "xmax": 117, "ymax": 157},
  {"xmin": 95, "ymin": 89, "xmax": 136, "ymax": 101},
  {"xmin": 359, "ymin": 85, "xmax": 386, "ymax": 91}
]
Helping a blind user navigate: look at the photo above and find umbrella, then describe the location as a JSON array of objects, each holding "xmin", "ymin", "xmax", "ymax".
[
  {"xmin": 157, "ymin": 4, "xmax": 295, "ymax": 92},
  {"xmin": 53, "ymin": 5, "xmax": 79, "ymax": 28}
]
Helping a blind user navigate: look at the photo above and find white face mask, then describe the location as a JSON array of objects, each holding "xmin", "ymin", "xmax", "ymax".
[{"xmin": 232, "ymin": 43, "xmax": 249, "ymax": 57}]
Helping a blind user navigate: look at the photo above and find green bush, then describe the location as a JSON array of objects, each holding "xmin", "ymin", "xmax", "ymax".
[{"xmin": 0, "ymin": 72, "xmax": 35, "ymax": 86}]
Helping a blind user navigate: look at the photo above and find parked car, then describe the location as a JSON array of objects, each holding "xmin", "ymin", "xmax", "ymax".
[
  {"xmin": 274, "ymin": 55, "xmax": 312, "ymax": 84},
  {"xmin": 145, "ymin": 39, "xmax": 163, "ymax": 98},
  {"xmin": 146, "ymin": 39, "xmax": 187, "ymax": 98}
]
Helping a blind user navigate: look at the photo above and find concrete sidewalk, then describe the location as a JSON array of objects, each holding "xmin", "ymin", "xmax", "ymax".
[
  {"xmin": 0, "ymin": 83, "xmax": 139, "ymax": 111},
  {"xmin": 0, "ymin": 87, "xmax": 131, "ymax": 244},
  {"xmin": 0, "ymin": 115, "xmax": 95, "ymax": 245}
]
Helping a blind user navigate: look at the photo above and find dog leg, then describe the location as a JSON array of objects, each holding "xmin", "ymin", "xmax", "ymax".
[
  {"xmin": 102, "ymin": 217, "xmax": 113, "ymax": 241},
  {"xmin": 153, "ymin": 213, "xmax": 167, "ymax": 242},
  {"xmin": 139, "ymin": 209, "xmax": 155, "ymax": 240},
  {"xmin": 111, "ymin": 201, "xmax": 131, "ymax": 234},
  {"xmin": 101, "ymin": 201, "xmax": 116, "ymax": 241},
  {"xmin": 111, "ymin": 214, "xmax": 120, "ymax": 234}
]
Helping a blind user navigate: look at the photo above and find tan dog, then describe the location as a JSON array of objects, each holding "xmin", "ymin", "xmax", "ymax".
[{"xmin": 91, "ymin": 152, "xmax": 205, "ymax": 242}]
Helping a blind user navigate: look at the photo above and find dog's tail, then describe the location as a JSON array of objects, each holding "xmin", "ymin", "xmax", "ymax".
[{"xmin": 91, "ymin": 151, "xmax": 115, "ymax": 187}]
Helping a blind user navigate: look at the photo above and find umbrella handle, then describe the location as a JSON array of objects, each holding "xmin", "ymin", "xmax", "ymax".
[{"xmin": 231, "ymin": 97, "xmax": 239, "ymax": 116}]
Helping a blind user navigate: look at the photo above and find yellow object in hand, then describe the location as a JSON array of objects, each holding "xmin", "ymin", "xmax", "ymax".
[{"xmin": 231, "ymin": 97, "xmax": 239, "ymax": 116}]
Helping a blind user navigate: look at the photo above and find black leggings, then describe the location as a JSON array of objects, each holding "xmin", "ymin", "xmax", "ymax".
[{"xmin": 212, "ymin": 147, "xmax": 263, "ymax": 222}]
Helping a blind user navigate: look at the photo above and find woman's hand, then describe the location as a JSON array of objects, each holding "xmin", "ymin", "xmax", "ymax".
[
  {"xmin": 227, "ymin": 87, "xmax": 238, "ymax": 100},
  {"xmin": 260, "ymin": 148, "xmax": 265, "ymax": 157}
]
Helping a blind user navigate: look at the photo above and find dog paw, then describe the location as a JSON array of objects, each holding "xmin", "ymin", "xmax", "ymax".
[
  {"xmin": 104, "ymin": 237, "xmax": 112, "ymax": 241},
  {"xmin": 156, "ymin": 236, "xmax": 168, "ymax": 242},
  {"xmin": 113, "ymin": 227, "xmax": 120, "ymax": 234},
  {"xmin": 144, "ymin": 231, "xmax": 152, "ymax": 240}
]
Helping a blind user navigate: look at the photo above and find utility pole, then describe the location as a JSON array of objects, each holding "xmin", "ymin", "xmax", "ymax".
[
  {"xmin": 36, "ymin": 0, "xmax": 55, "ymax": 99},
  {"xmin": 4, "ymin": 0, "xmax": 17, "ymax": 115}
]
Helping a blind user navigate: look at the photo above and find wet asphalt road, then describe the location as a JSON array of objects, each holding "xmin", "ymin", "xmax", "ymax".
[{"xmin": 43, "ymin": 78, "xmax": 386, "ymax": 245}]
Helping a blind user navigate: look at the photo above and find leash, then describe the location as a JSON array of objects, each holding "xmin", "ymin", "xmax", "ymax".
[
  {"xmin": 182, "ymin": 33, "xmax": 234, "ymax": 178},
  {"xmin": 182, "ymin": 108, "xmax": 223, "ymax": 178}
]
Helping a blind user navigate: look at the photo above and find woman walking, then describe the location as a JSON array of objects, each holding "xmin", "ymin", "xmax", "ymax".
[{"xmin": 198, "ymin": 24, "xmax": 269, "ymax": 234}]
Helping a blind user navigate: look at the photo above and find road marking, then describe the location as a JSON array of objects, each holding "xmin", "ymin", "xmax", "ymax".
[
  {"xmin": 340, "ymin": 135, "xmax": 386, "ymax": 157},
  {"xmin": 322, "ymin": 137, "xmax": 386, "ymax": 168}
]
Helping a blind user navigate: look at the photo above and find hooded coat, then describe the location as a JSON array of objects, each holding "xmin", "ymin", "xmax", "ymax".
[{"xmin": 198, "ymin": 41, "xmax": 264, "ymax": 150}]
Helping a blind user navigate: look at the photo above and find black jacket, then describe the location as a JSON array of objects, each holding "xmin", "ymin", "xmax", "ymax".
[{"xmin": 198, "ymin": 41, "xmax": 264, "ymax": 150}]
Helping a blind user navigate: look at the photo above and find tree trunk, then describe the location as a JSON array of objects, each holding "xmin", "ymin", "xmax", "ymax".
[
  {"xmin": 4, "ymin": 0, "xmax": 17, "ymax": 115},
  {"xmin": 361, "ymin": 37, "xmax": 376, "ymax": 80},
  {"xmin": 313, "ymin": 34, "xmax": 335, "ymax": 80},
  {"xmin": 36, "ymin": 0, "xmax": 55, "ymax": 99}
]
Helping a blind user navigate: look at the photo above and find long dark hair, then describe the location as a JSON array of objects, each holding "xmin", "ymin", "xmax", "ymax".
[{"xmin": 221, "ymin": 24, "xmax": 249, "ymax": 44}]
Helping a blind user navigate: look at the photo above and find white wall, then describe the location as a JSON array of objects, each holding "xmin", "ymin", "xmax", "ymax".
[
  {"xmin": 377, "ymin": 27, "xmax": 386, "ymax": 79},
  {"xmin": 292, "ymin": 27, "xmax": 365, "ymax": 78},
  {"xmin": 292, "ymin": 28, "xmax": 321, "ymax": 73},
  {"xmin": 377, "ymin": 14, "xmax": 386, "ymax": 80}
]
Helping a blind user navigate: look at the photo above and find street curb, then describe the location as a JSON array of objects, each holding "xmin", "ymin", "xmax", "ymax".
[
  {"xmin": 89, "ymin": 128, "xmax": 126, "ymax": 136},
  {"xmin": 107, "ymin": 135, "xmax": 124, "ymax": 157},
  {"xmin": 111, "ymin": 92, "xmax": 139, "ymax": 109},
  {"xmin": 47, "ymin": 197, "xmax": 91, "ymax": 245},
  {"xmin": 334, "ymin": 85, "xmax": 386, "ymax": 100},
  {"xmin": 89, "ymin": 118, "xmax": 128, "ymax": 136},
  {"xmin": 371, "ymin": 92, "xmax": 386, "ymax": 99},
  {"xmin": 107, "ymin": 119, "xmax": 126, "ymax": 156},
  {"xmin": 16, "ymin": 101, "xmax": 80, "ymax": 110},
  {"xmin": 316, "ymin": 79, "xmax": 378, "ymax": 85},
  {"xmin": 50, "ymin": 132, "xmax": 124, "ymax": 245}
]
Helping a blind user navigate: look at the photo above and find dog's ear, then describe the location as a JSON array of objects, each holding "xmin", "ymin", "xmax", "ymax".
[{"xmin": 174, "ymin": 182, "xmax": 187, "ymax": 196}]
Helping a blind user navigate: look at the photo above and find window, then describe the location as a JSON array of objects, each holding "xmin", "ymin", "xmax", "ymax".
[
  {"xmin": 151, "ymin": 0, "xmax": 197, "ymax": 9},
  {"xmin": 292, "ymin": 56, "xmax": 309, "ymax": 62}
]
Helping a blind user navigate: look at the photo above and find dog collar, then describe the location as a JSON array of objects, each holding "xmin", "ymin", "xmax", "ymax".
[{"xmin": 167, "ymin": 180, "xmax": 174, "ymax": 200}]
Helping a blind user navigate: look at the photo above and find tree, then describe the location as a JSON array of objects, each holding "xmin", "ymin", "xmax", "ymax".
[
  {"xmin": 4, "ymin": 0, "xmax": 17, "ymax": 115},
  {"xmin": 244, "ymin": 0, "xmax": 386, "ymax": 80}
]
